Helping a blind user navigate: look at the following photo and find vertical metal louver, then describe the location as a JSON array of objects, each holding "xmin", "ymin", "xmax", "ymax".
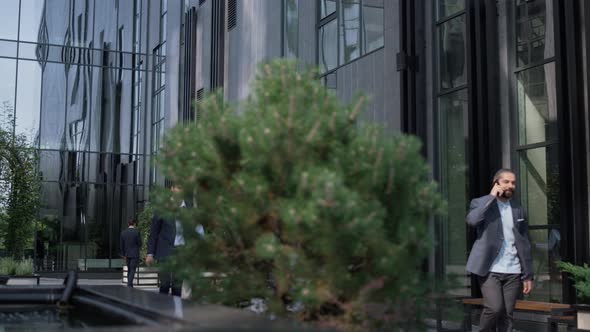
[
  {"xmin": 227, "ymin": 0, "xmax": 237, "ymax": 30},
  {"xmin": 182, "ymin": 7, "xmax": 197, "ymax": 123},
  {"xmin": 210, "ymin": 0, "xmax": 225, "ymax": 89}
]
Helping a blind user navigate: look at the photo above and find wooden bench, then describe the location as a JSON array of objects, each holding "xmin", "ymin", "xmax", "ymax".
[{"xmin": 462, "ymin": 298, "xmax": 574, "ymax": 332}]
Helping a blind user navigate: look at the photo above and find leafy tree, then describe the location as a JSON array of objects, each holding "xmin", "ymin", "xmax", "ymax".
[
  {"xmin": 152, "ymin": 60, "xmax": 444, "ymax": 330},
  {"xmin": 0, "ymin": 101, "xmax": 40, "ymax": 259},
  {"xmin": 0, "ymin": 133, "xmax": 40, "ymax": 259}
]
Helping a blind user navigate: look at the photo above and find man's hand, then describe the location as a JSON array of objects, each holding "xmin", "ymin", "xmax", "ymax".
[
  {"xmin": 145, "ymin": 255, "xmax": 154, "ymax": 266},
  {"xmin": 490, "ymin": 183, "xmax": 504, "ymax": 198},
  {"xmin": 523, "ymin": 280, "xmax": 534, "ymax": 295}
]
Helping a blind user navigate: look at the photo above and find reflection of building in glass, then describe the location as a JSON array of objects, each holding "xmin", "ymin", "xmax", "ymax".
[
  {"xmin": 33, "ymin": 0, "xmax": 156, "ymax": 271},
  {"xmin": 0, "ymin": 0, "xmax": 173, "ymax": 272},
  {"xmin": 2, "ymin": 0, "xmax": 590, "ymax": 310}
]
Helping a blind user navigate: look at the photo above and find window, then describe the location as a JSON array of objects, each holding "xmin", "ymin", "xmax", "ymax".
[
  {"xmin": 317, "ymin": 0, "xmax": 384, "ymax": 74},
  {"xmin": 513, "ymin": 0, "xmax": 560, "ymax": 303},
  {"xmin": 282, "ymin": 0, "xmax": 299, "ymax": 58},
  {"xmin": 437, "ymin": 0, "xmax": 464, "ymax": 19},
  {"xmin": 339, "ymin": 0, "xmax": 361, "ymax": 64},
  {"xmin": 318, "ymin": 19, "xmax": 338, "ymax": 73},
  {"xmin": 151, "ymin": 0, "xmax": 167, "ymax": 184},
  {"xmin": 131, "ymin": 0, "xmax": 143, "ymax": 160},
  {"xmin": 228, "ymin": 0, "xmax": 237, "ymax": 30},
  {"xmin": 434, "ymin": 0, "xmax": 469, "ymax": 296},
  {"xmin": 151, "ymin": 44, "xmax": 165, "ymax": 184},
  {"xmin": 362, "ymin": 0, "xmax": 384, "ymax": 53},
  {"xmin": 438, "ymin": 16, "xmax": 466, "ymax": 90}
]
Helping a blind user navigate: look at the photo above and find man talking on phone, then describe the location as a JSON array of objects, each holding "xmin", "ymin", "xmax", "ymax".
[{"xmin": 466, "ymin": 169, "xmax": 534, "ymax": 332}]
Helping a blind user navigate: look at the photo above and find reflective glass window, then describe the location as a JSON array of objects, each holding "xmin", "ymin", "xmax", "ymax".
[
  {"xmin": 0, "ymin": 59, "xmax": 17, "ymax": 133},
  {"xmin": 19, "ymin": 0, "xmax": 45, "ymax": 43},
  {"xmin": 437, "ymin": 0, "xmax": 464, "ymax": 19},
  {"xmin": 339, "ymin": 0, "xmax": 361, "ymax": 64},
  {"xmin": 516, "ymin": 0, "xmax": 554, "ymax": 67},
  {"xmin": 0, "ymin": 40, "xmax": 18, "ymax": 58},
  {"xmin": 517, "ymin": 63, "xmax": 557, "ymax": 146},
  {"xmin": 39, "ymin": 150, "xmax": 63, "ymax": 182},
  {"xmin": 438, "ymin": 89, "xmax": 469, "ymax": 277},
  {"xmin": 320, "ymin": 0, "xmax": 336, "ymax": 19},
  {"xmin": 44, "ymin": 0, "xmax": 70, "ymax": 45},
  {"xmin": 0, "ymin": 0, "xmax": 20, "ymax": 40},
  {"xmin": 519, "ymin": 145, "xmax": 559, "ymax": 227},
  {"xmin": 319, "ymin": 19, "xmax": 337, "ymax": 73},
  {"xmin": 39, "ymin": 63, "xmax": 66, "ymax": 150},
  {"xmin": 438, "ymin": 16, "xmax": 466, "ymax": 90},
  {"xmin": 362, "ymin": 0, "xmax": 384, "ymax": 53},
  {"xmin": 283, "ymin": 0, "xmax": 299, "ymax": 58},
  {"xmin": 16, "ymin": 59, "xmax": 42, "ymax": 145},
  {"xmin": 526, "ymin": 228, "xmax": 562, "ymax": 302}
]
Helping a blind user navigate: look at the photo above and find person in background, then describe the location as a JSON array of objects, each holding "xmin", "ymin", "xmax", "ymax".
[
  {"xmin": 146, "ymin": 185, "xmax": 205, "ymax": 297},
  {"xmin": 120, "ymin": 218, "xmax": 142, "ymax": 287},
  {"xmin": 146, "ymin": 186, "xmax": 183, "ymax": 296}
]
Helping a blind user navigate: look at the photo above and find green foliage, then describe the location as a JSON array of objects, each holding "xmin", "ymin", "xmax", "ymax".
[
  {"xmin": 558, "ymin": 261, "xmax": 590, "ymax": 301},
  {"xmin": 137, "ymin": 204, "xmax": 154, "ymax": 265},
  {"xmin": 14, "ymin": 258, "xmax": 33, "ymax": 275},
  {"xmin": 0, "ymin": 124, "xmax": 41, "ymax": 259},
  {"xmin": 153, "ymin": 60, "xmax": 444, "ymax": 330},
  {"xmin": 0, "ymin": 257, "xmax": 33, "ymax": 276}
]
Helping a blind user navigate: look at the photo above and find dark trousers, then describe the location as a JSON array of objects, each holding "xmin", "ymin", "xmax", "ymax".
[
  {"xmin": 159, "ymin": 271, "xmax": 181, "ymax": 296},
  {"xmin": 126, "ymin": 258, "xmax": 139, "ymax": 287},
  {"xmin": 478, "ymin": 273, "xmax": 522, "ymax": 332}
]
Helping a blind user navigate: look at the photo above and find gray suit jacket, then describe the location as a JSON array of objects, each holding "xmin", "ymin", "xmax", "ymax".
[{"xmin": 465, "ymin": 195, "xmax": 534, "ymax": 281}]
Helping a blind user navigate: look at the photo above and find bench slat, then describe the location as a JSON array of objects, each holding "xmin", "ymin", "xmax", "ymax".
[{"xmin": 463, "ymin": 298, "xmax": 570, "ymax": 313}]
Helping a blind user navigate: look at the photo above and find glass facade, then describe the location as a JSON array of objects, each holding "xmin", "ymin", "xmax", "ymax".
[
  {"xmin": 0, "ymin": 0, "xmax": 161, "ymax": 271},
  {"xmin": 514, "ymin": 0, "xmax": 560, "ymax": 302},
  {"xmin": 151, "ymin": 0, "xmax": 167, "ymax": 185},
  {"xmin": 435, "ymin": 1, "xmax": 470, "ymax": 296}
]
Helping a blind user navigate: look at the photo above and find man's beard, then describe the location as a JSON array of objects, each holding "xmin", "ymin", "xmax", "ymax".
[{"xmin": 502, "ymin": 190, "xmax": 513, "ymax": 198}]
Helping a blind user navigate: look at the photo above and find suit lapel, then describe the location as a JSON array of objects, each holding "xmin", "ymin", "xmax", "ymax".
[{"xmin": 488, "ymin": 199, "xmax": 501, "ymax": 221}]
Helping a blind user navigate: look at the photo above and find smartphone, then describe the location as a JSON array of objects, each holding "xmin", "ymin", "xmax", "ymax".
[{"xmin": 494, "ymin": 180, "xmax": 507, "ymax": 198}]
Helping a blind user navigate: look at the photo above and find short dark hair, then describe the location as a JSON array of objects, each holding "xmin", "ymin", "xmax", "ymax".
[
  {"xmin": 128, "ymin": 219, "xmax": 138, "ymax": 226},
  {"xmin": 492, "ymin": 168, "xmax": 516, "ymax": 184}
]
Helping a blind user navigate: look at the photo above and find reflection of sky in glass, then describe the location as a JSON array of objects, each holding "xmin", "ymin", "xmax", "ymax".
[
  {"xmin": 0, "ymin": 1, "xmax": 44, "ymax": 144},
  {"xmin": 16, "ymin": 60, "xmax": 42, "ymax": 143},
  {"xmin": 0, "ymin": 1, "xmax": 19, "ymax": 40},
  {"xmin": 20, "ymin": 0, "xmax": 44, "ymax": 42}
]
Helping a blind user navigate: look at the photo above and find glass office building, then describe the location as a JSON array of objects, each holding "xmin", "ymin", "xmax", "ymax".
[
  {"xmin": 0, "ymin": 0, "xmax": 172, "ymax": 271},
  {"xmin": 2, "ymin": 0, "xmax": 590, "ymax": 309}
]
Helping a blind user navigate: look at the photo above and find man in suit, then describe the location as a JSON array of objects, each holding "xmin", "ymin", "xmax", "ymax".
[
  {"xmin": 146, "ymin": 186, "xmax": 184, "ymax": 296},
  {"xmin": 466, "ymin": 169, "xmax": 534, "ymax": 332},
  {"xmin": 120, "ymin": 218, "xmax": 142, "ymax": 288}
]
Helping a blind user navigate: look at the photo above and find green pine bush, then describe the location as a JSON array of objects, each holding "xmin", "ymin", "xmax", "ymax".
[
  {"xmin": 558, "ymin": 261, "xmax": 590, "ymax": 301},
  {"xmin": 152, "ymin": 60, "xmax": 444, "ymax": 330}
]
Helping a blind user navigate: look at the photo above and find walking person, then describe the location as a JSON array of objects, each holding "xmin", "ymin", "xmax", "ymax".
[
  {"xmin": 120, "ymin": 218, "xmax": 142, "ymax": 288},
  {"xmin": 146, "ymin": 186, "xmax": 184, "ymax": 296},
  {"xmin": 466, "ymin": 169, "xmax": 534, "ymax": 331}
]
